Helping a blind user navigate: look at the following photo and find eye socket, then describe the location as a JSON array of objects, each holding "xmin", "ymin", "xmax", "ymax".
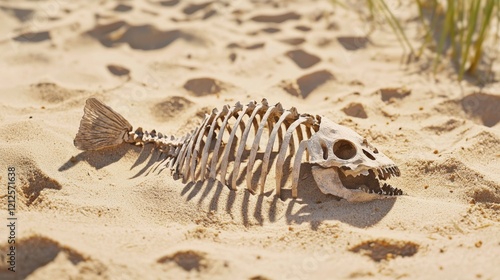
[
  {"xmin": 333, "ymin": 140, "xmax": 357, "ymax": 160},
  {"xmin": 363, "ymin": 149, "xmax": 376, "ymax": 160}
]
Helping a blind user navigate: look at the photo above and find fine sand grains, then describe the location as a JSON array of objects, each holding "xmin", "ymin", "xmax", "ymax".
[{"xmin": 0, "ymin": 0, "xmax": 499, "ymax": 279}]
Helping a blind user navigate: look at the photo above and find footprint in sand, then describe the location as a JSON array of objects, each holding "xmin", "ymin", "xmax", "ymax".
[
  {"xmin": 343, "ymin": 102, "xmax": 368, "ymax": 119},
  {"xmin": 0, "ymin": 235, "xmax": 90, "ymax": 279},
  {"xmin": 13, "ymin": 31, "xmax": 51, "ymax": 43},
  {"xmin": 377, "ymin": 87, "xmax": 411, "ymax": 102},
  {"xmin": 285, "ymin": 49, "xmax": 321, "ymax": 69},
  {"xmin": 433, "ymin": 92, "xmax": 500, "ymax": 128},
  {"xmin": 227, "ymin": 42, "xmax": 265, "ymax": 50},
  {"xmin": 337, "ymin": 36, "xmax": 369, "ymax": 51},
  {"xmin": 349, "ymin": 239, "xmax": 419, "ymax": 262},
  {"xmin": 260, "ymin": 27, "xmax": 281, "ymax": 34},
  {"xmin": 157, "ymin": 250, "xmax": 208, "ymax": 272},
  {"xmin": 151, "ymin": 96, "xmax": 194, "ymax": 121},
  {"xmin": 182, "ymin": 1, "xmax": 213, "ymax": 15},
  {"xmin": 294, "ymin": 25, "xmax": 311, "ymax": 32},
  {"xmin": 460, "ymin": 92, "xmax": 500, "ymax": 128},
  {"xmin": 155, "ymin": 0, "xmax": 180, "ymax": 7},
  {"xmin": 106, "ymin": 64, "xmax": 130, "ymax": 77},
  {"xmin": 251, "ymin": 11, "xmax": 301, "ymax": 23},
  {"xmin": 282, "ymin": 70, "xmax": 334, "ymax": 98},
  {"xmin": 0, "ymin": 5, "xmax": 34, "ymax": 22},
  {"xmin": 280, "ymin": 37, "xmax": 306, "ymax": 46},
  {"xmin": 87, "ymin": 21, "xmax": 207, "ymax": 50},
  {"xmin": 113, "ymin": 3, "xmax": 133, "ymax": 12},
  {"xmin": 467, "ymin": 184, "xmax": 500, "ymax": 205},
  {"xmin": 183, "ymin": 77, "xmax": 227, "ymax": 96},
  {"xmin": 31, "ymin": 82, "xmax": 86, "ymax": 104},
  {"xmin": 16, "ymin": 162, "xmax": 62, "ymax": 206}
]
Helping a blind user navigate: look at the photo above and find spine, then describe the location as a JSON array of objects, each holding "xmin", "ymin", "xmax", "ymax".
[
  {"xmin": 126, "ymin": 127, "xmax": 188, "ymax": 159},
  {"xmin": 74, "ymin": 98, "xmax": 185, "ymax": 160}
]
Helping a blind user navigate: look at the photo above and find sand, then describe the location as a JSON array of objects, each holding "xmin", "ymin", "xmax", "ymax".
[{"xmin": 0, "ymin": 0, "xmax": 499, "ymax": 279}]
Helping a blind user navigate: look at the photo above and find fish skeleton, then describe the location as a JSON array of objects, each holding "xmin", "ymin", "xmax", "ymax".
[{"xmin": 74, "ymin": 98, "xmax": 402, "ymax": 202}]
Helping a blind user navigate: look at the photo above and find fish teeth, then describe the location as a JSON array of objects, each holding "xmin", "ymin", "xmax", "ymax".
[
  {"xmin": 358, "ymin": 185, "xmax": 369, "ymax": 193},
  {"xmin": 382, "ymin": 183, "xmax": 390, "ymax": 195},
  {"xmin": 391, "ymin": 166, "xmax": 397, "ymax": 176},
  {"xmin": 377, "ymin": 165, "xmax": 401, "ymax": 178},
  {"xmin": 379, "ymin": 182, "xmax": 404, "ymax": 196},
  {"xmin": 384, "ymin": 168, "xmax": 391, "ymax": 179},
  {"xmin": 388, "ymin": 167, "xmax": 394, "ymax": 176}
]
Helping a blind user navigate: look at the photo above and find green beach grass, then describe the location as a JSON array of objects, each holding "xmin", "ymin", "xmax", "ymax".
[{"xmin": 332, "ymin": 0, "xmax": 500, "ymax": 82}]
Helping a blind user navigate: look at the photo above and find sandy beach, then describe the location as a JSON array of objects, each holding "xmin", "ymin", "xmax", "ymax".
[{"xmin": 0, "ymin": 0, "xmax": 499, "ymax": 279}]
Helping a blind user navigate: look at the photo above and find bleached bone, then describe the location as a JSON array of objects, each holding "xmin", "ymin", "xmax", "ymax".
[
  {"xmin": 291, "ymin": 141, "xmax": 308, "ymax": 197},
  {"xmin": 74, "ymin": 98, "xmax": 132, "ymax": 150},
  {"xmin": 199, "ymin": 105, "xmax": 229, "ymax": 180},
  {"xmin": 231, "ymin": 99, "xmax": 269, "ymax": 189},
  {"xmin": 209, "ymin": 102, "xmax": 243, "ymax": 180},
  {"xmin": 74, "ymin": 98, "xmax": 403, "ymax": 202},
  {"xmin": 171, "ymin": 131, "xmax": 191, "ymax": 178},
  {"xmin": 257, "ymin": 107, "xmax": 299, "ymax": 193},
  {"xmin": 181, "ymin": 114, "xmax": 210, "ymax": 183},
  {"xmin": 219, "ymin": 101, "xmax": 257, "ymax": 188},
  {"xmin": 246, "ymin": 103, "xmax": 283, "ymax": 192},
  {"xmin": 275, "ymin": 115, "xmax": 314, "ymax": 196},
  {"xmin": 189, "ymin": 108, "xmax": 218, "ymax": 182}
]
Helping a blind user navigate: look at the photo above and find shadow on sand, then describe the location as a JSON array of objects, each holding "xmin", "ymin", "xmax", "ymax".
[{"xmin": 59, "ymin": 144, "xmax": 396, "ymax": 229}]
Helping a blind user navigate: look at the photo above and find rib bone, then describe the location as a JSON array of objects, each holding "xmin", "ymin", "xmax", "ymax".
[
  {"xmin": 231, "ymin": 100, "xmax": 268, "ymax": 189},
  {"xmin": 246, "ymin": 103, "xmax": 282, "ymax": 192},
  {"xmin": 219, "ymin": 101, "xmax": 257, "ymax": 188}
]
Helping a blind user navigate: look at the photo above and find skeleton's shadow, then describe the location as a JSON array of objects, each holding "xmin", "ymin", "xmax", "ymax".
[
  {"xmin": 178, "ymin": 163, "xmax": 396, "ymax": 229},
  {"xmin": 59, "ymin": 144, "xmax": 140, "ymax": 171},
  {"xmin": 59, "ymin": 144, "xmax": 167, "ymax": 178},
  {"xmin": 60, "ymin": 145, "xmax": 395, "ymax": 229},
  {"xmin": 281, "ymin": 164, "xmax": 397, "ymax": 228}
]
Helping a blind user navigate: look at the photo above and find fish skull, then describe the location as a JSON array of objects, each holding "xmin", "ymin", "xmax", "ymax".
[{"xmin": 306, "ymin": 117, "xmax": 402, "ymax": 202}]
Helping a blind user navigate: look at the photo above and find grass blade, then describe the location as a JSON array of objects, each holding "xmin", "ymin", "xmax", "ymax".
[
  {"xmin": 469, "ymin": 0, "xmax": 496, "ymax": 74},
  {"xmin": 377, "ymin": 0, "xmax": 415, "ymax": 54},
  {"xmin": 459, "ymin": 0, "xmax": 482, "ymax": 80},
  {"xmin": 433, "ymin": 0, "xmax": 455, "ymax": 74}
]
